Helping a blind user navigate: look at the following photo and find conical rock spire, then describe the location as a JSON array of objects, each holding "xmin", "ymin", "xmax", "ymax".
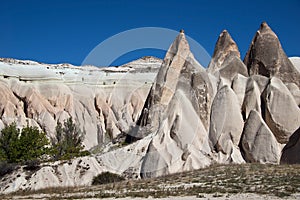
[
  {"xmin": 208, "ymin": 30, "xmax": 248, "ymax": 84},
  {"xmin": 208, "ymin": 30, "xmax": 241, "ymax": 73},
  {"xmin": 244, "ymin": 22, "xmax": 300, "ymax": 87}
]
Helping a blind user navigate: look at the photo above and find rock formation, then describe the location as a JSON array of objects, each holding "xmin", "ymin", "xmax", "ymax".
[
  {"xmin": 241, "ymin": 110, "xmax": 281, "ymax": 164},
  {"xmin": 0, "ymin": 156, "xmax": 103, "ymax": 194},
  {"xmin": 208, "ymin": 30, "xmax": 248, "ymax": 82},
  {"xmin": 1, "ymin": 22, "xmax": 300, "ymax": 193},
  {"xmin": 262, "ymin": 77, "xmax": 300, "ymax": 143},
  {"xmin": 131, "ymin": 31, "xmax": 213, "ymax": 139},
  {"xmin": 0, "ymin": 57, "xmax": 162, "ymax": 149},
  {"xmin": 209, "ymin": 85, "xmax": 244, "ymax": 163},
  {"xmin": 244, "ymin": 22, "xmax": 300, "ymax": 87},
  {"xmin": 280, "ymin": 127, "xmax": 300, "ymax": 164},
  {"xmin": 129, "ymin": 31, "xmax": 213, "ymax": 178}
]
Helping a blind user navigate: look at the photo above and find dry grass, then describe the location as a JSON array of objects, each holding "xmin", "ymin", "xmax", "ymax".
[{"xmin": 1, "ymin": 163, "xmax": 300, "ymax": 199}]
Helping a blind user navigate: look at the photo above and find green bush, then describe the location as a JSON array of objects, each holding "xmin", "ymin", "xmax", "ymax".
[
  {"xmin": 51, "ymin": 117, "xmax": 89, "ymax": 160},
  {"xmin": 0, "ymin": 123, "xmax": 19, "ymax": 163},
  {"xmin": 0, "ymin": 118, "xmax": 89, "ymax": 165},
  {"xmin": 0, "ymin": 123, "xmax": 50, "ymax": 163},
  {"xmin": 92, "ymin": 172, "xmax": 125, "ymax": 185},
  {"xmin": 18, "ymin": 126, "xmax": 50, "ymax": 162}
]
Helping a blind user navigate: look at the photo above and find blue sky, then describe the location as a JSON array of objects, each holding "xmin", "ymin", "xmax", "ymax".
[{"xmin": 0, "ymin": 0, "xmax": 299, "ymax": 67}]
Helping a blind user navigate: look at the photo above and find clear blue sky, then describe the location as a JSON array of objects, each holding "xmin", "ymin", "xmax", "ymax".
[{"xmin": 1, "ymin": 0, "xmax": 299, "ymax": 67}]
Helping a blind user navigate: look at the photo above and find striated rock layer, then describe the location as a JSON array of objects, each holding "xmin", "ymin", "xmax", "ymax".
[{"xmin": 0, "ymin": 57, "xmax": 162, "ymax": 149}]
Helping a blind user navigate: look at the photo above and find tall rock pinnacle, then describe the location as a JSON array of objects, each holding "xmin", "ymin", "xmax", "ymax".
[
  {"xmin": 153, "ymin": 29, "xmax": 191, "ymax": 106},
  {"xmin": 208, "ymin": 30, "xmax": 248, "ymax": 80},
  {"xmin": 135, "ymin": 30, "xmax": 213, "ymax": 177},
  {"xmin": 127, "ymin": 30, "xmax": 213, "ymax": 142},
  {"xmin": 244, "ymin": 22, "xmax": 300, "ymax": 87},
  {"xmin": 208, "ymin": 30, "xmax": 240, "ymax": 72},
  {"xmin": 134, "ymin": 31, "xmax": 192, "ymax": 134}
]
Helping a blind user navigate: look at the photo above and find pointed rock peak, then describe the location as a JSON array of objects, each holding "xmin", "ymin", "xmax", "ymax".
[
  {"xmin": 259, "ymin": 21, "xmax": 272, "ymax": 32},
  {"xmin": 218, "ymin": 30, "xmax": 232, "ymax": 41},
  {"xmin": 256, "ymin": 21, "xmax": 277, "ymax": 38},
  {"xmin": 216, "ymin": 30, "xmax": 236, "ymax": 47},
  {"xmin": 215, "ymin": 29, "xmax": 239, "ymax": 56},
  {"xmin": 220, "ymin": 29, "xmax": 229, "ymax": 37},
  {"xmin": 166, "ymin": 30, "xmax": 190, "ymax": 58},
  {"xmin": 208, "ymin": 30, "xmax": 240, "ymax": 72},
  {"xmin": 244, "ymin": 22, "xmax": 300, "ymax": 87}
]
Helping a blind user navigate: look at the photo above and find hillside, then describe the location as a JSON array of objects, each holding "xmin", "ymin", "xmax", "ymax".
[{"xmin": 1, "ymin": 164, "xmax": 299, "ymax": 199}]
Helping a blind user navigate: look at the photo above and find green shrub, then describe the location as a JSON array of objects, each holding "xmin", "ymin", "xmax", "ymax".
[
  {"xmin": 0, "ymin": 123, "xmax": 50, "ymax": 163},
  {"xmin": 51, "ymin": 117, "xmax": 88, "ymax": 160},
  {"xmin": 92, "ymin": 172, "xmax": 125, "ymax": 185},
  {"xmin": 0, "ymin": 123, "xmax": 20, "ymax": 162},
  {"xmin": 0, "ymin": 118, "xmax": 89, "ymax": 164},
  {"xmin": 18, "ymin": 126, "xmax": 50, "ymax": 162}
]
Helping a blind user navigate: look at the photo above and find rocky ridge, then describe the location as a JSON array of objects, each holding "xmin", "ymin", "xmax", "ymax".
[
  {"xmin": 0, "ymin": 22, "xmax": 300, "ymax": 193},
  {"xmin": 0, "ymin": 56, "xmax": 162, "ymax": 149}
]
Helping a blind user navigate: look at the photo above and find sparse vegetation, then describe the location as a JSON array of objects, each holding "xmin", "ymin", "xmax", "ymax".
[
  {"xmin": 92, "ymin": 172, "xmax": 125, "ymax": 185},
  {"xmin": 51, "ymin": 117, "xmax": 90, "ymax": 161},
  {"xmin": 0, "ymin": 118, "xmax": 89, "ymax": 177},
  {"xmin": 2, "ymin": 163, "xmax": 300, "ymax": 199},
  {"xmin": 0, "ymin": 123, "xmax": 50, "ymax": 163}
]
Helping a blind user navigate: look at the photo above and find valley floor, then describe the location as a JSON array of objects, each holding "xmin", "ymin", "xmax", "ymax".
[{"xmin": 1, "ymin": 164, "xmax": 300, "ymax": 199}]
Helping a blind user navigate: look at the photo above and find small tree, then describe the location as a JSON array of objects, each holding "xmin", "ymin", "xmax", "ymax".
[
  {"xmin": 52, "ymin": 117, "xmax": 88, "ymax": 160},
  {"xmin": 0, "ymin": 123, "xmax": 50, "ymax": 163},
  {"xmin": 18, "ymin": 126, "xmax": 49, "ymax": 162},
  {"xmin": 0, "ymin": 123, "xmax": 20, "ymax": 163}
]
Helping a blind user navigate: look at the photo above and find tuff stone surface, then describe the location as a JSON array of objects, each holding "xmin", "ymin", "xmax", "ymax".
[
  {"xmin": 280, "ymin": 127, "xmax": 300, "ymax": 164},
  {"xmin": 1, "ymin": 25, "xmax": 300, "ymax": 193},
  {"xmin": 208, "ymin": 85, "xmax": 244, "ymax": 163},
  {"xmin": 244, "ymin": 22, "xmax": 300, "ymax": 87},
  {"xmin": 262, "ymin": 77, "xmax": 300, "ymax": 144},
  {"xmin": 241, "ymin": 110, "xmax": 281, "ymax": 164}
]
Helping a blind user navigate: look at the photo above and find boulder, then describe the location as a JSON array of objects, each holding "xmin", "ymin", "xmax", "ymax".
[
  {"xmin": 262, "ymin": 77, "xmax": 300, "ymax": 143},
  {"xmin": 209, "ymin": 85, "xmax": 244, "ymax": 162},
  {"xmin": 241, "ymin": 110, "xmax": 281, "ymax": 163},
  {"xmin": 280, "ymin": 127, "xmax": 300, "ymax": 164}
]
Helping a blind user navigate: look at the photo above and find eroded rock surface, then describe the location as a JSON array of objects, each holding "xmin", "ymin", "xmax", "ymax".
[
  {"xmin": 262, "ymin": 77, "xmax": 300, "ymax": 143},
  {"xmin": 241, "ymin": 110, "xmax": 281, "ymax": 164},
  {"xmin": 244, "ymin": 22, "xmax": 300, "ymax": 87},
  {"xmin": 1, "ymin": 23, "xmax": 300, "ymax": 193},
  {"xmin": 0, "ymin": 57, "xmax": 162, "ymax": 149},
  {"xmin": 280, "ymin": 127, "xmax": 300, "ymax": 164}
]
